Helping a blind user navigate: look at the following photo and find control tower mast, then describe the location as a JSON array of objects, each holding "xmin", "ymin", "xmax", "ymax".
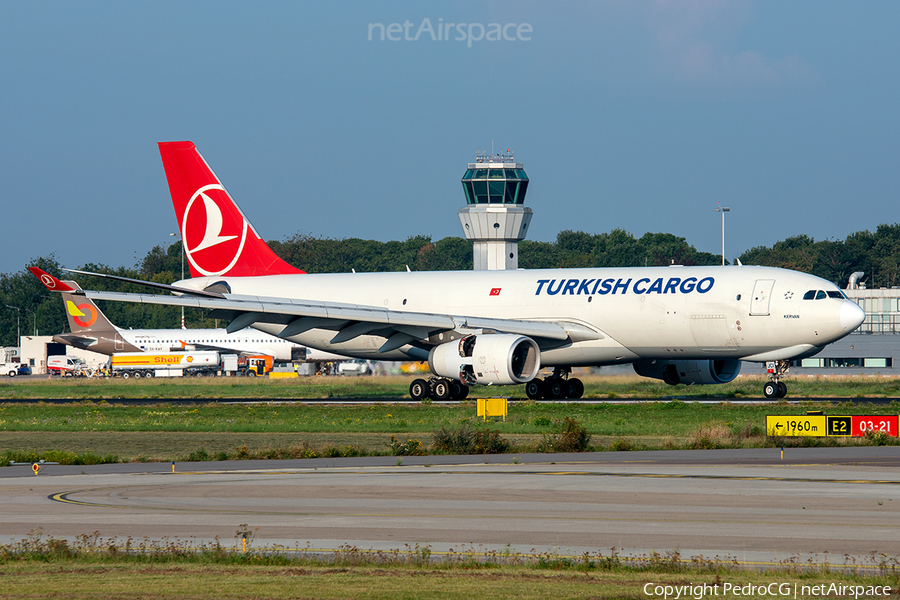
[{"xmin": 458, "ymin": 150, "xmax": 532, "ymax": 270}]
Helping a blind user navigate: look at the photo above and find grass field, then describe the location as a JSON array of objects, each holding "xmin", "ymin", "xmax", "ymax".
[
  {"xmin": 1, "ymin": 535, "xmax": 897, "ymax": 600},
  {"xmin": 2, "ymin": 561, "xmax": 897, "ymax": 600},
  {"xmin": 1, "ymin": 378, "xmax": 898, "ymax": 462}
]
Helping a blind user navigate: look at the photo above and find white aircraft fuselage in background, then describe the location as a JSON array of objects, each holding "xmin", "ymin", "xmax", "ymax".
[
  {"xmin": 115, "ymin": 327, "xmax": 301, "ymax": 360},
  {"xmin": 119, "ymin": 327, "xmax": 343, "ymax": 362}
]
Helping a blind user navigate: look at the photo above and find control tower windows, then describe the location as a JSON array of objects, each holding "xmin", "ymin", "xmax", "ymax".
[
  {"xmin": 489, "ymin": 180, "xmax": 505, "ymax": 202},
  {"xmin": 471, "ymin": 181, "xmax": 488, "ymax": 204},
  {"xmin": 463, "ymin": 182, "xmax": 474, "ymax": 204},
  {"xmin": 461, "ymin": 166, "xmax": 530, "ymax": 205}
]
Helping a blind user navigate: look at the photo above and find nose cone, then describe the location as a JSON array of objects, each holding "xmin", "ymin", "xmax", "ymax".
[{"xmin": 840, "ymin": 301, "xmax": 866, "ymax": 331}]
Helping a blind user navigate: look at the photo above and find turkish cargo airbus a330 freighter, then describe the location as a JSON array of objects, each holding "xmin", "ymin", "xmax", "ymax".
[{"xmin": 57, "ymin": 141, "xmax": 865, "ymax": 400}]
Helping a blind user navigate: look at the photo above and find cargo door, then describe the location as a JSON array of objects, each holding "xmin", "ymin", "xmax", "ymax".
[
  {"xmin": 750, "ymin": 280, "xmax": 775, "ymax": 316},
  {"xmin": 690, "ymin": 314, "xmax": 734, "ymax": 349},
  {"xmin": 115, "ymin": 334, "xmax": 124, "ymax": 351}
]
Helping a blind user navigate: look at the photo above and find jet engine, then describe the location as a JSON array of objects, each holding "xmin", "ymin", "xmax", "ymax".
[
  {"xmin": 633, "ymin": 359, "xmax": 741, "ymax": 385},
  {"xmin": 428, "ymin": 334, "xmax": 541, "ymax": 386}
]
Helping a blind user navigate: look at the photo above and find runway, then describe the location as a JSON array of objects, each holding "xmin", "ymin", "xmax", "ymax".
[{"xmin": 2, "ymin": 447, "xmax": 899, "ymax": 568}]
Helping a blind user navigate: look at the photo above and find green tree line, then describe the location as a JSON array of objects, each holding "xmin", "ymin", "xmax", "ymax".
[
  {"xmin": 0, "ymin": 225, "xmax": 892, "ymax": 346},
  {"xmin": 737, "ymin": 225, "xmax": 900, "ymax": 290}
]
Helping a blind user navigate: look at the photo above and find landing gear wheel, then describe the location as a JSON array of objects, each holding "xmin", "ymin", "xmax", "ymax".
[
  {"xmin": 763, "ymin": 381, "xmax": 779, "ymax": 399},
  {"xmin": 547, "ymin": 379, "xmax": 565, "ymax": 400},
  {"xmin": 432, "ymin": 378, "xmax": 452, "ymax": 401},
  {"xmin": 449, "ymin": 381, "xmax": 469, "ymax": 400},
  {"xmin": 409, "ymin": 378, "xmax": 429, "ymax": 401},
  {"xmin": 778, "ymin": 381, "xmax": 787, "ymax": 398},
  {"xmin": 566, "ymin": 378, "xmax": 584, "ymax": 399},
  {"xmin": 525, "ymin": 379, "xmax": 543, "ymax": 400}
]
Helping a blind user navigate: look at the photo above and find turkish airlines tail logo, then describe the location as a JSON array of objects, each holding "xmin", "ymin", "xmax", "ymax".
[
  {"xmin": 159, "ymin": 141, "xmax": 304, "ymax": 278},
  {"xmin": 191, "ymin": 187, "xmax": 238, "ymax": 253}
]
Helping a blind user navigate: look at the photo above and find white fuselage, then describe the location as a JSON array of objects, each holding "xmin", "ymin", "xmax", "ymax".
[
  {"xmin": 176, "ymin": 265, "xmax": 865, "ymax": 366},
  {"xmin": 118, "ymin": 326, "xmax": 301, "ymax": 360}
]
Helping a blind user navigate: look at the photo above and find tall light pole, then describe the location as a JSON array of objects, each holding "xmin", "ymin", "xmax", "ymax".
[
  {"xmin": 714, "ymin": 204, "xmax": 730, "ymax": 266},
  {"xmin": 169, "ymin": 233, "xmax": 186, "ymax": 329},
  {"xmin": 5, "ymin": 305, "xmax": 20, "ymax": 346},
  {"xmin": 25, "ymin": 308, "xmax": 36, "ymax": 336}
]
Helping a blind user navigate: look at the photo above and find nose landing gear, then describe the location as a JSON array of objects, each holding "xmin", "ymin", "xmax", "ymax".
[{"xmin": 763, "ymin": 360, "xmax": 790, "ymax": 398}]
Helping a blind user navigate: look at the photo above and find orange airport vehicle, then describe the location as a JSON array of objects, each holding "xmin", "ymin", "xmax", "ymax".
[{"xmin": 238, "ymin": 354, "xmax": 273, "ymax": 376}]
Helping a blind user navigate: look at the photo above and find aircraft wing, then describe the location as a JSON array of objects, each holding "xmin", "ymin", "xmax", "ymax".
[{"xmin": 80, "ymin": 289, "xmax": 578, "ymax": 353}]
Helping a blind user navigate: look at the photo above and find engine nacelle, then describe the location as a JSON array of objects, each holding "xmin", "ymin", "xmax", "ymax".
[
  {"xmin": 633, "ymin": 359, "xmax": 741, "ymax": 385},
  {"xmin": 428, "ymin": 334, "xmax": 541, "ymax": 386}
]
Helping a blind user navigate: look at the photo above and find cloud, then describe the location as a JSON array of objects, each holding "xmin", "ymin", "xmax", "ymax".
[{"xmin": 644, "ymin": 0, "xmax": 814, "ymax": 86}]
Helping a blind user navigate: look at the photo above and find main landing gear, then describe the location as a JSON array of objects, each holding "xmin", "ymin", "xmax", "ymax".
[
  {"xmin": 763, "ymin": 360, "xmax": 790, "ymax": 399},
  {"xmin": 409, "ymin": 377, "xmax": 470, "ymax": 401},
  {"xmin": 525, "ymin": 367, "xmax": 584, "ymax": 400}
]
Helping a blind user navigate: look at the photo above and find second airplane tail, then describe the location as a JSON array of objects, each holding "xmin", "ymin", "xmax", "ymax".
[
  {"xmin": 28, "ymin": 267, "xmax": 119, "ymax": 334},
  {"xmin": 61, "ymin": 291, "xmax": 118, "ymax": 334},
  {"xmin": 158, "ymin": 141, "xmax": 305, "ymax": 278}
]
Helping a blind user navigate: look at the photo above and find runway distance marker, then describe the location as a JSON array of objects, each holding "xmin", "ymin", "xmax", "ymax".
[
  {"xmin": 770, "ymin": 415, "xmax": 898, "ymax": 437},
  {"xmin": 766, "ymin": 415, "xmax": 825, "ymax": 437}
]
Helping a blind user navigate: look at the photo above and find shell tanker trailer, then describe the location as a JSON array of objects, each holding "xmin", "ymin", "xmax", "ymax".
[{"xmin": 110, "ymin": 352, "xmax": 222, "ymax": 378}]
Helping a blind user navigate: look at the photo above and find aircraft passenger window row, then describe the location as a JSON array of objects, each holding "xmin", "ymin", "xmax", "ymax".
[{"xmin": 802, "ymin": 290, "xmax": 846, "ymax": 300}]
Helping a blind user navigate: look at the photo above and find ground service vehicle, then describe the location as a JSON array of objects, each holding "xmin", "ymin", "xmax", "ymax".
[
  {"xmin": 338, "ymin": 359, "xmax": 374, "ymax": 376},
  {"xmin": 1, "ymin": 362, "xmax": 22, "ymax": 377},
  {"xmin": 110, "ymin": 352, "xmax": 221, "ymax": 378},
  {"xmin": 47, "ymin": 355, "xmax": 89, "ymax": 377},
  {"xmin": 238, "ymin": 354, "xmax": 273, "ymax": 376}
]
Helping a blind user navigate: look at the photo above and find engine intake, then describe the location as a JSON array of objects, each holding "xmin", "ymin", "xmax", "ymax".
[
  {"xmin": 633, "ymin": 359, "xmax": 741, "ymax": 385},
  {"xmin": 428, "ymin": 334, "xmax": 540, "ymax": 386}
]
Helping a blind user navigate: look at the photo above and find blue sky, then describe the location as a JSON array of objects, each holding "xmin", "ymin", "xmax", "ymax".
[{"xmin": 1, "ymin": 1, "xmax": 898, "ymax": 274}]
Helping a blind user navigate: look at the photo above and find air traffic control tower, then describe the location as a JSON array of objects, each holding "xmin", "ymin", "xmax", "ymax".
[{"xmin": 459, "ymin": 150, "xmax": 532, "ymax": 270}]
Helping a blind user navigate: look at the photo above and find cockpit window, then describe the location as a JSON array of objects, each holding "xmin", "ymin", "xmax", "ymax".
[{"xmin": 804, "ymin": 290, "xmax": 837, "ymax": 300}]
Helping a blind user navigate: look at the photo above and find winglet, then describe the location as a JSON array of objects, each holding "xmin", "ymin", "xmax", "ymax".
[{"xmin": 29, "ymin": 267, "xmax": 78, "ymax": 292}]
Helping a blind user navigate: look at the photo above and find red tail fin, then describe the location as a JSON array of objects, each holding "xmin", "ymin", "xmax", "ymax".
[{"xmin": 158, "ymin": 141, "xmax": 304, "ymax": 278}]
